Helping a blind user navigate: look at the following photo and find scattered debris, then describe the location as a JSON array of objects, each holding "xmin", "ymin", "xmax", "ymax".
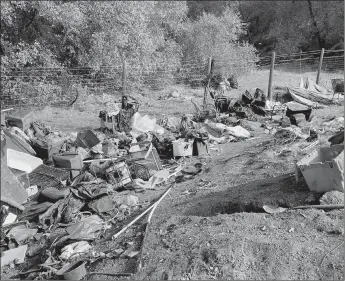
[
  {"xmin": 1, "ymin": 75, "xmax": 343, "ymax": 280},
  {"xmin": 320, "ymin": 191, "xmax": 344, "ymax": 205}
]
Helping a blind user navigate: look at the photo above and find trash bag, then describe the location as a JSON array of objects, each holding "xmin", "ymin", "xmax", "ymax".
[
  {"xmin": 242, "ymin": 91, "xmax": 253, "ymax": 105},
  {"xmin": 66, "ymin": 215, "xmax": 104, "ymax": 240},
  {"xmin": 254, "ymin": 88, "xmax": 266, "ymax": 102},
  {"xmin": 60, "ymin": 241, "xmax": 92, "ymax": 260},
  {"xmin": 130, "ymin": 113, "xmax": 165, "ymax": 137},
  {"xmin": 224, "ymin": 126, "xmax": 251, "ymax": 139},
  {"xmin": 89, "ymin": 196, "xmax": 115, "ymax": 214},
  {"xmin": 114, "ymin": 194, "xmax": 139, "ymax": 207},
  {"xmin": 228, "ymin": 75, "xmax": 238, "ymax": 89}
]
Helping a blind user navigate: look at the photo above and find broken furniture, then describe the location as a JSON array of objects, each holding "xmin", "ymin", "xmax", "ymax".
[{"xmin": 191, "ymin": 98, "xmax": 217, "ymax": 122}]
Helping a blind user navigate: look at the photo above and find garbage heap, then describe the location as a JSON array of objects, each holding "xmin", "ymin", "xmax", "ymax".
[
  {"xmin": 0, "ymin": 82, "xmax": 343, "ymax": 279},
  {"xmin": 0, "ymin": 91, "xmax": 256, "ymax": 279}
]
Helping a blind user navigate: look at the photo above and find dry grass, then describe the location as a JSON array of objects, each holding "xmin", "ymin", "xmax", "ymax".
[{"xmin": 33, "ymin": 69, "xmax": 343, "ymax": 132}]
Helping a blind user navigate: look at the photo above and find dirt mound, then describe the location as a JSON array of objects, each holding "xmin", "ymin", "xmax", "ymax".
[{"xmin": 136, "ymin": 209, "xmax": 344, "ymax": 280}]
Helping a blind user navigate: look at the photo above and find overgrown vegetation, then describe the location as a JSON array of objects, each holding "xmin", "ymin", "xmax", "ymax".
[{"xmin": 0, "ymin": 1, "xmax": 343, "ymax": 106}]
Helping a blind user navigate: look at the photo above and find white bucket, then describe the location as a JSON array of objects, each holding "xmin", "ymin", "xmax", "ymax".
[{"xmin": 172, "ymin": 139, "xmax": 193, "ymax": 157}]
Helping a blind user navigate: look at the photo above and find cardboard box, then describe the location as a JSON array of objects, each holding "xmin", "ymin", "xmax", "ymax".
[{"xmin": 296, "ymin": 144, "xmax": 344, "ymax": 192}]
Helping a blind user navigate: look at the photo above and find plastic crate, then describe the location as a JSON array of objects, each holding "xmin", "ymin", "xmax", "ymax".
[
  {"xmin": 129, "ymin": 141, "xmax": 163, "ymax": 171},
  {"xmin": 29, "ymin": 164, "xmax": 70, "ymax": 188},
  {"xmin": 105, "ymin": 160, "xmax": 132, "ymax": 187},
  {"xmin": 129, "ymin": 162, "xmax": 150, "ymax": 181}
]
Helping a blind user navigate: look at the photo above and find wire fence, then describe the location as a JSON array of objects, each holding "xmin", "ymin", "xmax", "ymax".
[
  {"xmin": 1, "ymin": 49, "xmax": 343, "ymax": 110},
  {"xmin": 258, "ymin": 49, "xmax": 344, "ymax": 90}
]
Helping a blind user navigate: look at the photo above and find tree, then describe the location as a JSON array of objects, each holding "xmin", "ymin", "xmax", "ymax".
[
  {"xmin": 179, "ymin": 7, "xmax": 257, "ymax": 78},
  {"xmin": 239, "ymin": 0, "xmax": 344, "ymax": 55}
]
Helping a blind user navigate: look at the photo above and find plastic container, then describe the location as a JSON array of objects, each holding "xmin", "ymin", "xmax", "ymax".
[
  {"xmin": 172, "ymin": 139, "xmax": 193, "ymax": 157},
  {"xmin": 75, "ymin": 130, "xmax": 100, "ymax": 149},
  {"xmin": 105, "ymin": 160, "xmax": 132, "ymax": 187},
  {"xmin": 5, "ymin": 110, "xmax": 34, "ymax": 131},
  {"xmin": 296, "ymin": 144, "xmax": 344, "ymax": 192},
  {"xmin": 129, "ymin": 161, "xmax": 151, "ymax": 181}
]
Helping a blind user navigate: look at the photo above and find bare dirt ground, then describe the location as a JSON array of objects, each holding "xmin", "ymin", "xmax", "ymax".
[{"xmin": 6, "ymin": 70, "xmax": 343, "ymax": 280}]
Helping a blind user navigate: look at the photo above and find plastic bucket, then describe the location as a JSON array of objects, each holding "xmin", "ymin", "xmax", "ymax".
[{"xmin": 172, "ymin": 140, "xmax": 193, "ymax": 157}]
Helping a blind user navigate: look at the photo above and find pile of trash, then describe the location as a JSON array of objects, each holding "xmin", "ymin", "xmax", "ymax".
[
  {"xmin": 1, "ymin": 77, "xmax": 343, "ymax": 279},
  {"xmin": 0, "ymin": 93, "xmax": 254, "ymax": 279}
]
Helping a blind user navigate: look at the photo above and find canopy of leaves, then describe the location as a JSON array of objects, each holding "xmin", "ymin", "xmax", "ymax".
[{"xmin": 239, "ymin": 1, "xmax": 344, "ymax": 55}]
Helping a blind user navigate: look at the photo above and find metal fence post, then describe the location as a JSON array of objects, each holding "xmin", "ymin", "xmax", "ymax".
[
  {"xmin": 204, "ymin": 57, "xmax": 213, "ymax": 105},
  {"xmin": 267, "ymin": 51, "xmax": 276, "ymax": 101},
  {"xmin": 122, "ymin": 57, "xmax": 127, "ymax": 97},
  {"xmin": 316, "ymin": 48, "xmax": 325, "ymax": 85}
]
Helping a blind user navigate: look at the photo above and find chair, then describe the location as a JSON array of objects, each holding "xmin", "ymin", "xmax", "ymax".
[{"xmin": 191, "ymin": 98, "xmax": 217, "ymax": 121}]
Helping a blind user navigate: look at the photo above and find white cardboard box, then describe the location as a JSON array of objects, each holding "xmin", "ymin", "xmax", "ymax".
[{"xmin": 296, "ymin": 144, "xmax": 344, "ymax": 192}]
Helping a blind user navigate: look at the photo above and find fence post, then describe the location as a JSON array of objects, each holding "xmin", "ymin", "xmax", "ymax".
[
  {"xmin": 204, "ymin": 57, "xmax": 213, "ymax": 105},
  {"xmin": 267, "ymin": 51, "xmax": 276, "ymax": 101},
  {"xmin": 316, "ymin": 48, "xmax": 325, "ymax": 85},
  {"xmin": 122, "ymin": 57, "xmax": 127, "ymax": 97}
]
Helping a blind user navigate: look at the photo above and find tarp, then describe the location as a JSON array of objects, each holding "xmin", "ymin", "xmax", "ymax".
[
  {"xmin": 287, "ymin": 88, "xmax": 320, "ymax": 108},
  {"xmin": 287, "ymin": 77, "xmax": 334, "ymax": 106}
]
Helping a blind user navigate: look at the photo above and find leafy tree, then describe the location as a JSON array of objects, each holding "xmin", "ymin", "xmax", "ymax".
[
  {"xmin": 179, "ymin": 7, "xmax": 257, "ymax": 79},
  {"xmin": 239, "ymin": 1, "xmax": 344, "ymax": 55}
]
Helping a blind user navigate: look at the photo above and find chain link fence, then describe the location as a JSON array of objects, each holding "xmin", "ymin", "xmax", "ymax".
[{"xmin": 1, "ymin": 49, "xmax": 343, "ymax": 110}]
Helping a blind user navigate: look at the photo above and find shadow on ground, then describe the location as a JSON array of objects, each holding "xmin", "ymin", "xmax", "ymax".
[{"xmin": 182, "ymin": 173, "xmax": 320, "ymax": 217}]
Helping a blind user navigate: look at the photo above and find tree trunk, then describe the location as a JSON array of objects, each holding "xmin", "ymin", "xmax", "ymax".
[{"xmin": 306, "ymin": 0, "xmax": 323, "ymax": 49}]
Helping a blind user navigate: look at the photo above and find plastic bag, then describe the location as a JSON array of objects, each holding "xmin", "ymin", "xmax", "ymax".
[
  {"xmin": 66, "ymin": 215, "xmax": 104, "ymax": 240},
  {"xmin": 130, "ymin": 113, "xmax": 165, "ymax": 137},
  {"xmin": 224, "ymin": 126, "xmax": 251, "ymax": 139}
]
